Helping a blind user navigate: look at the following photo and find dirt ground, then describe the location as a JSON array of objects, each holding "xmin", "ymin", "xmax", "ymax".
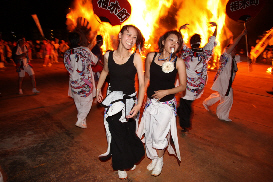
[{"xmin": 0, "ymin": 59, "xmax": 273, "ymax": 182}]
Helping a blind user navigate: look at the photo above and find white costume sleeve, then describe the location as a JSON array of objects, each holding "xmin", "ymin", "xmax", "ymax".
[
  {"xmin": 211, "ymin": 52, "xmax": 232, "ymax": 96},
  {"xmin": 203, "ymin": 36, "xmax": 216, "ymax": 52}
]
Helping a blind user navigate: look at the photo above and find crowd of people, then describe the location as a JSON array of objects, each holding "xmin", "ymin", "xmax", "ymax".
[
  {"xmin": 0, "ymin": 38, "xmax": 70, "ymax": 68},
  {"xmin": 0, "ymin": 20, "xmax": 258, "ymax": 179},
  {"xmin": 0, "ymin": 37, "xmax": 71, "ymax": 95}
]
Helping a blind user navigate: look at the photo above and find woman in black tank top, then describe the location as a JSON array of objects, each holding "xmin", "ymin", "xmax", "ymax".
[
  {"xmin": 95, "ymin": 25, "xmax": 145, "ymax": 179},
  {"xmin": 139, "ymin": 30, "xmax": 187, "ymax": 177}
]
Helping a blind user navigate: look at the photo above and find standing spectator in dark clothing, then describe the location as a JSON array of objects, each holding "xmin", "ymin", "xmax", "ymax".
[
  {"xmin": 59, "ymin": 40, "xmax": 69, "ymax": 58},
  {"xmin": 34, "ymin": 40, "xmax": 42, "ymax": 59},
  {"xmin": 4, "ymin": 41, "xmax": 15, "ymax": 66},
  {"xmin": 91, "ymin": 35, "xmax": 104, "ymax": 82}
]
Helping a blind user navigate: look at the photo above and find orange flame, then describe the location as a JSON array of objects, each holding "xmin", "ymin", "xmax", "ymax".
[
  {"xmin": 266, "ymin": 67, "xmax": 272, "ymax": 74},
  {"xmin": 66, "ymin": 0, "xmax": 233, "ymax": 69}
]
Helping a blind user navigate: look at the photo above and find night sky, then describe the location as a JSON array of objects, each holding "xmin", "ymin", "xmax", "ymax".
[
  {"xmin": 0, "ymin": 0, "xmax": 272, "ymax": 47},
  {"xmin": 0, "ymin": 0, "xmax": 73, "ymax": 40}
]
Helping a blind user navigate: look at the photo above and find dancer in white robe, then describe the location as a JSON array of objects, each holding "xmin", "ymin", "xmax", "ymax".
[
  {"xmin": 203, "ymin": 29, "xmax": 247, "ymax": 121},
  {"xmin": 178, "ymin": 22, "xmax": 217, "ymax": 132},
  {"xmin": 64, "ymin": 32, "xmax": 98, "ymax": 128},
  {"xmin": 138, "ymin": 30, "xmax": 186, "ymax": 176}
]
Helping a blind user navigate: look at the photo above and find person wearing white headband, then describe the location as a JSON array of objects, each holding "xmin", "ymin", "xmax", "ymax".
[
  {"xmin": 203, "ymin": 29, "xmax": 247, "ymax": 121},
  {"xmin": 178, "ymin": 22, "xmax": 217, "ymax": 133}
]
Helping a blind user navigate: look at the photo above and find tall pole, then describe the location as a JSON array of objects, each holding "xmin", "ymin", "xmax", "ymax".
[{"xmin": 244, "ymin": 22, "xmax": 252, "ymax": 72}]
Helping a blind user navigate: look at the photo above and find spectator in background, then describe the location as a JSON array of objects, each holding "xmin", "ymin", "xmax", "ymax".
[
  {"xmin": 239, "ymin": 48, "xmax": 244, "ymax": 55},
  {"xmin": 4, "ymin": 41, "xmax": 15, "ymax": 66},
  {"xmin": 43, "ymin": 40, "xmax": 52, "ymax": 67},
  {"xmin": 266, "ymin": 49, "xmax": 273, "ymax": 64},
  {"xmin": 35, "ymin": 40, "xmax": 42, "ymax": 59},
  {"xmin": 0, "ymin": 40, "xmax": 6, "ymax": 68},
  {"xmin": 262, "ymin": 49, "xmax": 268, "ymax": 63},
  {"xmin": 50, "ymin": 41, "xmax": 55, "ymax": 64},
  {"xmin": 54, "ymin": 38, "xmax": 59, "ymax": 62},
  {"xmin": 26, "ymin": 40, "xmax": 33, "ymax": 61},
  {"xmin": 15, "ymin": 38, "xmax": 40, "ymax": 95},
  {"xmin": 250, "ymin": 46, "xmax": 256, "ymax": 64},
  {"xmin": 91, "ymin": 35, "xmax": 104, "ymax": 83},
  {"xmin": 59, "ymin": 40, "xmax": 69, "ymax": 58}
]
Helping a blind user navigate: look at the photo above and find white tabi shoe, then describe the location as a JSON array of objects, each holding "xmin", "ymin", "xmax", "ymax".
[
  {"xmin": 32, "ymin": 88, "xmax": 40, "ymax": 94},
  {"xmin": 203, "ymin": 102, "xmax": 209, "ymax": 111},
  {"xmin": 151, "ymin": 156, "xmax": 163, "ymax": 176},
  {"xmin": 118, "ymin": 170, "xmax": 127, "ymax": 179},
  {"xmin": 130, "ymin": 165, "xmax": 136, "ymax": 171},
  {"xmin": 75, "ymin": 121, "xmax": 87, "ymax": 128},
  {"xmin": 220, "ymin": 118, "xmax": 232, "ymax": 122},
  {"xmin": 147, "ymin": 158, "xmax": 158, "ymax": 171}
]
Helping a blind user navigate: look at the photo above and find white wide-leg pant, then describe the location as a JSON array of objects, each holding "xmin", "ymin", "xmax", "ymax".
[
  {"xmin": 203, "ymin": 88, "xmax": 233, "ymax": 121},
  {"xmin": 145, "ymin": 105, "xmax": 172, "ymax": 160},
  {"xmin": 73, "ymin": 94, "xmax": 93, "ymax": 126}
]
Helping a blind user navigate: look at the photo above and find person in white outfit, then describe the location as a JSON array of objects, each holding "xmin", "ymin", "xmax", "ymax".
[
  {"xmin": 178, "ymin": 22, "xmax": 218, "ymax": 132},
  {"xmin": 203, "ymin": 29, "xmax": 247, "ymax": 121},
  {"xmin": 137, "ymin": 30, "xmax": 186, "ymax": 177},
  {"xmin": 15, "ymin": 38, "xmax": 40, "ymax": 95},
  {"xmin": 64, "ymin": 32, "xmax": 98, "ymax": 128}
]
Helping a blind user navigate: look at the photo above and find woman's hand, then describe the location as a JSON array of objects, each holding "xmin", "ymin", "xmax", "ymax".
[
  {"xmin": 152, "ymin": 90, "xmax": 168, "ymax": 100},
  {"xmin": 96, "ymin": 89, "xmax": 103, "ymax": 103},
  {"xmin": 179, "ymin": 24, "xmax": 189, "ymax": 31},
  {"xmin": 126, "ymin": 104, "xmax": 141, "ymax": 118}
]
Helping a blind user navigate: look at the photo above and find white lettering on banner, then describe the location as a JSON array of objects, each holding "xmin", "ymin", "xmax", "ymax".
[
  {"xmin": 97, "ymin": 0, "xmax": 130, "ymax": 23},
  {"xmin": 229, "ymin": 0, "xmax": 259, "ymax": 12}
]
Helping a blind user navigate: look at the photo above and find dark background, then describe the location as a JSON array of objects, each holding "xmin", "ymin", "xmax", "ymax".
[{"xmin": 0, "ymin": 0, "xmax": 73, "ymax": 41}]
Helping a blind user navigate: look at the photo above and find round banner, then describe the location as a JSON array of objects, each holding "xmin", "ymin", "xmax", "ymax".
[
  {"xmin": 92, "ymin": 0, "xmax": 131, "ymax": 26},
  {"xmin": 226, "ymin": 0, "xmax": 266, "ymax": 22}
]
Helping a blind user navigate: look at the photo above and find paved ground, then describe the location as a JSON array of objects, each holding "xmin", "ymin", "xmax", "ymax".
[{"xmin": 0, "ymin": 59, "xmax": 273, "ymax": 182}]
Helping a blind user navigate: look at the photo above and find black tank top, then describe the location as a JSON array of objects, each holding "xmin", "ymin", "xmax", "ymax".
[
  {"xmin": 108, "ymin": 51, "xmax": 136, "ymax": 95},
  {"xmin": 147, "ymin": 53, "xmax": 178, "ymax": 102}
]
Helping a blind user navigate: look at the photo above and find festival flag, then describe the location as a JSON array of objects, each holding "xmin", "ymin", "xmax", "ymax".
[
  {"xmin": 226, "ymin": 0, "xmax": 266, "ymax": 22},
  {"xmin": 31, "ymin": 14, "xmax": 44, "ymax": 37},
  {"xmin": 250, "ymin": 27, "xmax": 273, "ymax": 59},
  {"xmin": 92, "ymin": 0, "xmax": 131, "ymax": 26}
]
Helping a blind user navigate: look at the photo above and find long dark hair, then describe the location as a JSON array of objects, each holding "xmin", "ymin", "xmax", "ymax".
[
  {"xmin": 190, "ymin": 34, "xmax": 201, "ymax": 48},
  {"xmin": 119, "ymin": 25, "xmax": 145, "ymax": 50},
  {"xmin": 158, "ymin": 30, "xmax": 183, "ymax": 56},
  {"xmin": 68, "ymin": 32, "xmax": 80, "ymax": 48}
]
